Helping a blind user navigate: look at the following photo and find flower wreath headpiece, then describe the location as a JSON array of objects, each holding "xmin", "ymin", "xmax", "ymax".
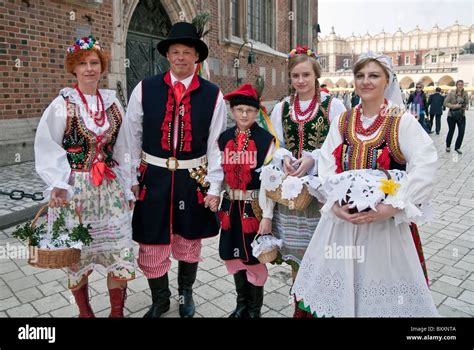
[
  {"xmin": 67, "ymin": 35, "xmax": 102, "ymax": 54},
  {"xmin": 287, "ymin": 45, "xmax": 319, "ymax": 62}
]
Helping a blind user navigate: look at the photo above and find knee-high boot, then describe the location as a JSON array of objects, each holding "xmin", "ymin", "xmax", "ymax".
[
  {"xmin": 143, "ymin": 274, "xmax": 171, "ymax": 318},
  {"xmin": 229, "ymin": 270, "xmax": 250, "ymax": 318},
  {"xmin": 178, "ymin": 261, "xmax": 198, "ymax": 318},
  {"xmin": 108, "ymin": 286, "xmax": 127, "ymax": 318},
  {"xmin": 246, "ymin": 281, "xmax": 264, "ymax": 318},
  {"xmin": 71, "ymin": 283, "xmax": 95, "ymax": 318}
]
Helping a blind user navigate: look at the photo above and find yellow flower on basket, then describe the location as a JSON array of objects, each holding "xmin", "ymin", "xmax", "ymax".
[{"xmin": 379, "ymin": 178, "xmax": 400, "ymax": 196}]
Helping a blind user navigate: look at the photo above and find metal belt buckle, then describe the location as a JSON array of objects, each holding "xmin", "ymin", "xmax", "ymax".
[{"xmin": 166, "ymin": 157, "xmax": 179, "ymax": 171}]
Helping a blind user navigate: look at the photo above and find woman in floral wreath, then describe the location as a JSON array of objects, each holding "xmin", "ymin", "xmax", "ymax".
[
  {"xmin": 292, "ymin": 52, "xmax": 438, "ymax": 317},
  {"xmin": 34, "ymin": 35, "xmax": 136, "ymax": 318},
  {"xmin": 268, "ymin": 45, "xmax": 346, "ymax": 317}
]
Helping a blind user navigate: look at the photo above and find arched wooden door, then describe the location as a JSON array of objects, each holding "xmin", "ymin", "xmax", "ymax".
[{"xmin": 126, "ymin": 0, "xmax": 172, "ymax": 98}]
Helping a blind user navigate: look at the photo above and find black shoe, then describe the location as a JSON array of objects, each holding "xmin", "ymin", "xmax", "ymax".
[
  {"xmin": 427, "ymin": 131, "xmax": 434, "ymax": 134},
  {"xmin": 143, "ymin": 275, "xmax": 171, "ymax": 318},
  {"xmin": 246, "ymin": 281, "xmax": 264, "ymax": 318},
  {"xmin": 446, "ymin": 147, "xmax": 451, "ymax": 152},
  {"xmin": 178, "ymin": 261, "xmax": 198, "ymax": 318},
  {"xmin": 229, "ymin": 270, "xmax": 250, "ymax": 318},
  {"xmin": 436, "ymin": 132, "xmax": 439, "ymax": 135},
  {"xmin": 455, "ymin": 149, "xmax": 462, "ymax": 154}
]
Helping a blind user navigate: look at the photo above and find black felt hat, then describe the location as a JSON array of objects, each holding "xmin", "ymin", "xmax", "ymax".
[{"xmin": 157, "ymin": 22, "xmax": 209, "ymax": 63}]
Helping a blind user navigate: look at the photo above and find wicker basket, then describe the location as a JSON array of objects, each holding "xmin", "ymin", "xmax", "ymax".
[
  {"xmin": 266, "ymin": 182, "xmax": 313, "ymax": 211},
  {"xmin": 253, "ymin": 233, "xmax": 278, "ymax": 264},
  {"xmin": 27, "ymin": 205, "xmax": 82, "ymax": 269}
]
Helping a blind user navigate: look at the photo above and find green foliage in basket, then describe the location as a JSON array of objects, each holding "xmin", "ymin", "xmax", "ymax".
[
  {"xmin": 12, "ymin": 209, "xmax": 93, "ymax": 248},
  {"xmin": 12, "ymin": 222, "xmax": 45, "ymax": 247}
]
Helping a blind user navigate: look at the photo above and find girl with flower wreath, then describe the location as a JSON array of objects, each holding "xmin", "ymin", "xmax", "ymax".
[
  {"xmin": 34, "ymin": 36, "xmax": 136, "ymax": 318},
  {"xmin": 292, "ymin": 52, "xmax": 438, "ymax": 317},
  {"xmin": 268, "ymin": 45, "xmax": 346, "ymax": 317}
]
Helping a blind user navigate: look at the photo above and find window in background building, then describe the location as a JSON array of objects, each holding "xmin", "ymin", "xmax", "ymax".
[
  {"xmin": 247, "ymin": 0, "xmax": 273, "ymax": 46},
  {"xmin": 296, "ymin": 0, "xmax": 309, "ymax": 45},
  {"xmin": 451, "ymin": 53, "xmax": 458, "ymax": 62},
  {"xmin": 320, "ymin": 57, "xmax": 327, "ymax": 69},
  {"xmin": 405, "ymin": 55, "xmax": 410, "ymax": 65},
  {"xmin": 431, "ymin": 55, "xmax": 437, "ymax": 63},
  {"xmin": 231, "ymin": 0, "xmax": 239, "ymax": 37}
]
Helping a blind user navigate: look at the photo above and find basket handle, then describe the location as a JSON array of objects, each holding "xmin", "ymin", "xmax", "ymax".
[
  {"xmin": 31, "ymin": 204, "xmax": 49, "ymax": 229},
  {"xmin": 380, "ymin": 168, "xmax": 392, "ymax": 181},
  {"xmin": 252, "ymin": 231, "xmax": 274, "ymax": 243},
  {"xmin": 31, "ymin": 203, "xmax": 83, "ymax": 229}
]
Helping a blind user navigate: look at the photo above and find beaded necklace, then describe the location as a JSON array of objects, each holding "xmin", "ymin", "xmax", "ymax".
[
  {"xmin": 355, "ymin": 100, "xmax": 388, "ymax": 136},
  {"xmin": 75, "ymin": 84, "xmax": 106, "ymax": 127}
]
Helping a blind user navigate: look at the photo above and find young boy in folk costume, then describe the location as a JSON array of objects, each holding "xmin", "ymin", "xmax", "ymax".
[{"xmin": 217, "ymin": 84, "xmax": 276, "ymax": 318}]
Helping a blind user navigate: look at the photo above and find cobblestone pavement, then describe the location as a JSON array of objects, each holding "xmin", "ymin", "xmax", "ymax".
[{"xmin": 0, "ymin": 109, "xmax": 473, "ymax": 318}]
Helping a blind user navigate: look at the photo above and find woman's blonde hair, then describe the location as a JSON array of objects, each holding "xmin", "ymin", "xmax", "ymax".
[{"xmin": 287, "ymin": 55, "xmax": 323, "ymax": 114}]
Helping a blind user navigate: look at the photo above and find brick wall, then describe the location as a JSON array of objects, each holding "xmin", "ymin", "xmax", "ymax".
[
  {"xmin": 205, "ymin": 0, "xmax": 292, "ymax": 101},
  {"xmin": 0, "ymin": 0, "xmax": 113, "ymax": 120}
]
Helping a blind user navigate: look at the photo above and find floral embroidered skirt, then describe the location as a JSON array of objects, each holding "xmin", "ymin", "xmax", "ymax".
[
  {"xmin": 272, "ymin": 199, "xmax": 322, "ymax": 268},
  {"xmin": 47, "ymin": 172, "xmax": 136, "ymax": 288}
]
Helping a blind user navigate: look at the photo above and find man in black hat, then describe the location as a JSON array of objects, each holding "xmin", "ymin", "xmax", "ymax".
[{"xmin": 125, "ymin": 22, "xmax": 227, "ymax": 318}]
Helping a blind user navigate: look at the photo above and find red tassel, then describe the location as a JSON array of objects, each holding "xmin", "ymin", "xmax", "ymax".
[
  {"xmin": 218, "ymin": 211, "xmax": 231, "ymax": 230},
  {"xmin": 333, "ymin": 143, "xmax": 344, "ymax": 174},
  {"xmin": 197, "ymin": 189, "xmax": 205, "ymax": 204},
  {"xmin": 377, "ymin": 146, "xmax": 391, "ymax": 170},
  {"xmin": 242, "ymin": 217, "xmax": 259, "ymax": 234},
  {"xmin": 139, "ymin": 185, "xmax": 147, "ymax": 201},
  {"xmin": 182, "ymin": 131, "xmax": 193, "ymax": 141}
]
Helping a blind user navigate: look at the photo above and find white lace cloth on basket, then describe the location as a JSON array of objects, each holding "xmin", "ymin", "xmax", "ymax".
[{"xmin": 320, "ymin": 169, "xmax": 433, "ymax": 225}]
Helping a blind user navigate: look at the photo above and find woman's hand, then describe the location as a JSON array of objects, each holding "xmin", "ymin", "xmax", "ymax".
[
  {"xmin": 332, "ymin": 203, "xmax": 361, "ymax": 223},
  {"xmin": 349, "ymin": 203, "xmax": 402, "ymax": 225},
  {"xmin": 290, "ymin": 156, "xmax": 315, "ymax": 177},
  {"xmin": 257, "ymin": 218, "xmax": 272, "ymax": 235},
  {"xmin": 283, "ymin": 155, "xmax": 296, "ymax": 175},
  {"xmin": 49, "ymin": 187, "xmax": 69, "ymax": 208},
  {"xmin": 332, "ymin": 203, "xmax": 401, "ymax": 225}
]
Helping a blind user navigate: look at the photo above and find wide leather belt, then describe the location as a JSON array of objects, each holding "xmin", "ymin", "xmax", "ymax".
[
  {"xmin": 225, "ymin": 187, "xmax": 259, "ymax": 201},
  {"xmin": 142, "ymin": 151, "xmax": 207, "ymax": 171}
]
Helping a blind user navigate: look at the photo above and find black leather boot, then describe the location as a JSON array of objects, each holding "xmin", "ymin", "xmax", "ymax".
[
  {"xmin": 178, "ymin": 261, "xmax": 198, "ymax": 318},
  {"xmin": 229, "ymin": 270, "xmax": 250, "ymax": 318},
  {"xmin": 246, "ymin": 281, "xmax": 264, "ymax": 318},
  {"xmin": 143, "ymin": 274, "xmax": 171, "ymax": 318}
]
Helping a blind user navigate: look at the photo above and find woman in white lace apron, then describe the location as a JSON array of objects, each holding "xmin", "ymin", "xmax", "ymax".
[
  {"xmin": 34, "ymin": 36, "xmax": 136, "ymax": 318},
  {"xmin": 268, "ymin": 46, "xmax": 346, "ymax": 317},
  {"xmin": 292, "ymin": 52, "xmax": 438, "ymax": 317}
]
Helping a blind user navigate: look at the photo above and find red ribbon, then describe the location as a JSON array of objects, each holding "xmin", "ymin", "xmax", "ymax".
[{"xmin": 90, "ymin": 161, "xmax": 116, "ymax": 187}]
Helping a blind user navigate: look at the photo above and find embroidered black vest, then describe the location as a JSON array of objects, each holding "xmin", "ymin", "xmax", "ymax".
[
  {"xmin": 62, "ymin": 97, "xmax": 122, "ymax": 171},
  {"xmin": 282, "ymin": 95, "xmax": 332, "ymax": 158}
]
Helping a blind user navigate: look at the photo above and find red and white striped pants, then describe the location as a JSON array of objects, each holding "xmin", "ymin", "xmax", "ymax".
[
  {"xmin": 224, "ymin": 259, "xmax": 268, "ymax": 286},
  {"xmin": 137, "ymin": 234, "xmax": 202, "ymax": 279}
]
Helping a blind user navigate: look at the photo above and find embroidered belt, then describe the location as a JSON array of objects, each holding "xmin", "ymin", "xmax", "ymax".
[
  {"xmin": 224, "ymin": 187, "xmax": 259, "ymax": 201},
  {"xmin": 142, "ymin": 151, "xmax": 207, "ymax": 171}
]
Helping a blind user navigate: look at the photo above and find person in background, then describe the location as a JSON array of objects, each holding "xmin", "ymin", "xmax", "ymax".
[
  {"xmin": 407, "ymin": 83, "xmax": 431, "ymax": 134},
  {"xmin": 444, "ymin": 80, "xmax": 469, "ymax": 154},
  {"xmin": 427, "ymin": 87, "xmax": 445, "ymax": 135},
  {"xmin": 320, "ymin": 83, "xmax": 330, "ymax": 94}
]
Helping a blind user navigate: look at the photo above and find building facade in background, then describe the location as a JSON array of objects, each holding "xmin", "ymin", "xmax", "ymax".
[
  {"xmin": 318, "ymin": 22, "xmax": 474, "ymax": 90},
  {"xmin": 0, "ymin": 0, "xmax": 318, "ymax": 166}
]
